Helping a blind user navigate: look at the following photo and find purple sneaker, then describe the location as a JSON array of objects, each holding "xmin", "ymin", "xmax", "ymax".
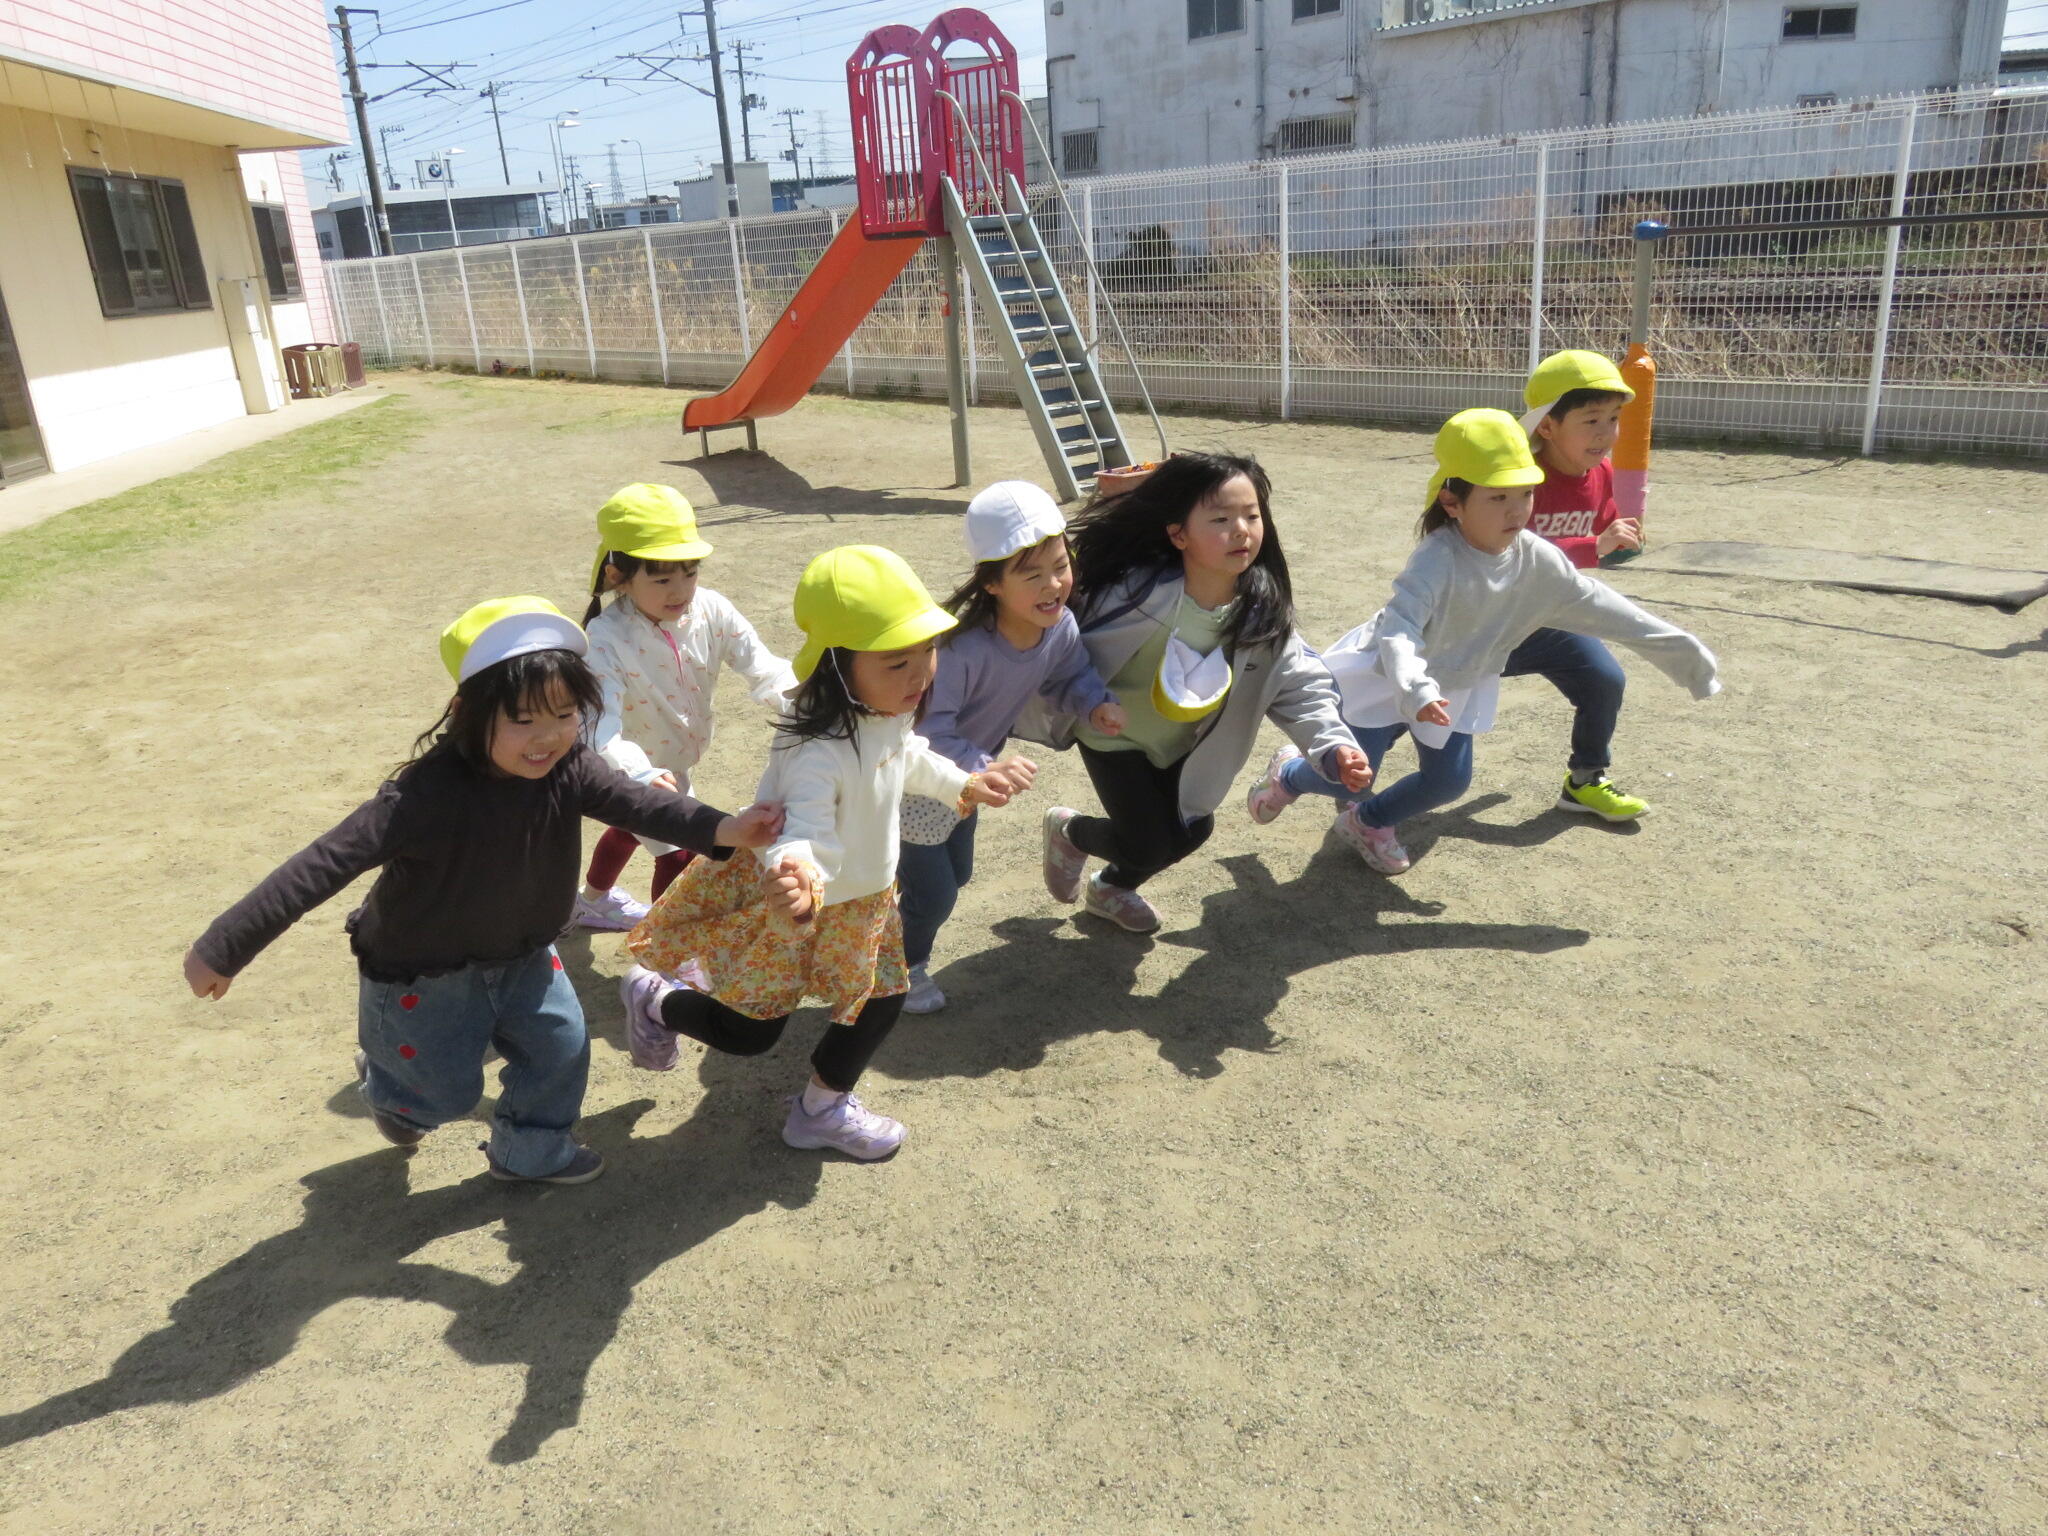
[
  {"xmin": 781, "ymin": 1092, "xmax": 906, "ymax": 1161},
  {"xmin": 619, "ymin": 965, "xmax": 680, "ymax": 1071},
  {"xmin": 1042, "ymin": 806, "xmax": 1088, "ymax": 903}
]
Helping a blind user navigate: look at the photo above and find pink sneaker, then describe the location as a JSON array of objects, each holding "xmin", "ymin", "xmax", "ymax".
[
  {"xmin": 1246, "ymin": 744, "xmax": 1303, "ymax": 825},
  {"xmin": 618, "ymin": 965, "xmax": 680, "ymax": 1071},
  {"xmin": 1082, "ymin": 872, "xmax": 1161, "ymax": 933},
  {"xmin": 1335, "ymin": 805, "xmax": 1412, "ymax": 875},
  {"xmin": 1042, "ymin": 806, "xmax": 1088, "ymax": 903},
  {"xmin": 781, "ymin": 1092, "xmax": 906, "ymax": 1160}
]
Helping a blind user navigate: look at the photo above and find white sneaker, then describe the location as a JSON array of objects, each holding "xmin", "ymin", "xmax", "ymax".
[
  {"xmin": 1334, "ymin": 805, "xmax": 1412, "ymax": 874},
  {"xmin": 781, "ymin": 1092, "xmax": 906, "ymax": 1160},
  {"xmin": 573, "ymin": 886, "xmax": 649, "ymax": 932},
  {"xmin": 1082, "ymin": 872, "xmax": 1161, "ymax": 933},
  {"xmin": 1246, "ymin": 743, "xmax": 1303, "ymax": 825},
  {"xmin": 902, "ymin": 966, "xmax": 947, "ymax": 1014}
]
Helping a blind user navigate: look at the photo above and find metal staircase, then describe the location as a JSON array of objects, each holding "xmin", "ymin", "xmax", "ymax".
[{"xmin": 942, "ymin": 174, "xmax": 1134, "ymax": 502}]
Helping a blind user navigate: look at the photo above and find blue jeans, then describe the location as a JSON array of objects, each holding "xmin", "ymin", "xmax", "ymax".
[
  {"xmin": 357, "ymin": 945, "xmax": 588, "ymax": 1178},
  {"xmin": 895, "ymin": 812, "xmax": 977, "ymax": 969},
  {"xmin": 1500, "ymin": 627, "xmax": 1624, "ymax": 773},
  {"xmin": 1281, "ymin": 723, "xmax": 1475, "ymax": 830}
]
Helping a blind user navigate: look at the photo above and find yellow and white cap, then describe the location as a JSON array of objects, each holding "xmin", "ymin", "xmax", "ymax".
[
  {"xmin": 1425, "ymin": 408, "xmax": 1547, "ymax": 512},
  {"xmin": 1520, "ymin": 349, "xmax": 1634, "ymax": 434},
  {"xmin": 592, "ymin": 482, "xmax": 714, "ymax": 591},
  {"xmin": 440, "ymin": 596, "xmax": 587, "ymax": 683},
  {"xmin": 1151, "ymin": 633, "xmax": 1231, "ymax": 722},
  {"xmin": 791, "ymin": 545, "xmax": 956, "ymax": 682}
]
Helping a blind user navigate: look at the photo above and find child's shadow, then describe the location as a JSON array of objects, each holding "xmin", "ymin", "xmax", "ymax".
[
  {"xmin": 1404, "ymin": 791, "xmax": 1641, "ymax": 859},
  {"xmin": 0, "ymin": 1055, "xmax": 821, "ymax": 1466},
  {"xmin": 894, "ymin": 844, "xmax": 1590, "ymax": 1082}
]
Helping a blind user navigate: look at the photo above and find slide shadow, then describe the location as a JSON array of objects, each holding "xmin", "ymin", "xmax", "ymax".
[
  {"xmin": 0, "ymin": 1052, "xmax": 823, "ymax": 1466},
  {"xmin": 672, "ymin": 451, "xmax": 961, "ymax": 529},
  {"xmin": 895, "ymin": 844, "xmax": 1589, "ymax": 1083}
]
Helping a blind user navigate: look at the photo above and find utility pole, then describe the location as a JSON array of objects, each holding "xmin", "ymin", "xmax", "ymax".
[
  {"xmin": 777, "ymin": 107, "xmax": 804, "ymax": 185},
  {"xmin": 688, "ymin": 3, "xmax": 741, "ymax": 219},
  {"xmin": 335, "ymin": 7, "xmax": 392, "ymax": 256},
  {"xmin": 378, "ymin": 123, "xmax": 406, "ymax": 188},
  {"xmin": 563, "ymin": 155, "xmax": 582, "ymax": 228},
  {"xmin": 729, "ymin": 39, "xmax": 760, "ymax": 161},
  {"xmin": 479, "ymin": 83, "xmax": 510, "ymax": 182}
]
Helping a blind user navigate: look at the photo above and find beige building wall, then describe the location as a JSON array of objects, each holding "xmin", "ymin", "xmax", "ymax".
[{"xmin": 0, "ymin": 102, "xmax": 287, "ymax": 472}]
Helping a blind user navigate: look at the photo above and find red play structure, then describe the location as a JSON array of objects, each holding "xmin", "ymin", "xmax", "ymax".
[{"xmin": 681, "ymin": 7, "xmax": 1161, "ymax": 500}]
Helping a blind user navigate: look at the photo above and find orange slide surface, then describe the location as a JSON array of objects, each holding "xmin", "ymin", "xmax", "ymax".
[{"xmin": 682, "ymin": 218, "xmax": 924, "ymax": 430}]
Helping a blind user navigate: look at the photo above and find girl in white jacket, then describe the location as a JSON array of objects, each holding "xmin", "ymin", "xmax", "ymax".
[
  {"xmin": 572, "ymin": 483, "xmax": 796, "ymax": 932},
  {"xmin": 1246, "ymin": 410, "xmax": 1719, "ymax": 875},
  {"xmin": 620, "ymin": 547, "xmax": 1028, "ymax": 1161}
]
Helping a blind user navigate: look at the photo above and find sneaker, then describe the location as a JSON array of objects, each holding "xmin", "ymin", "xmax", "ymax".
[
  {"xmin": 618, "ymin": 965, "xmax": 680, "ymax": 1072},
  {"xmin": 781, "ymin": 1092, "xmax": 906, "ymax": 1161},
  {"xmin": 1334, "ymin": 805, "xmax": 1412, "ymax": 875},
  {"xmin": 902, "ymin": 965, "xmax": 947, "ymax": 1014},
  {"xmin": 371, "ymin": 1108, "xmax": 425, "ymax": 1148},
  {"xmin": 1246, "ymin": 743, "xmax": 1303, "ymax": 826},
  {"xmin": 1082, "ymin": 872, "xmax": 1161, "ymax": 933},
  {"xmin": 484, "ymin": 1144, "xmax": 606, "ymax": 1185},
  {"xmin": 573, "ymin": 886, "xmax": 650, "ymax": 932},
  {"xmin": 1557, "ymin": 773, "xmax": 1650, "ymax": 823},
  {"xmin": 1042, "ymin": 806, "xmax": 1088, "ymax": 904}
]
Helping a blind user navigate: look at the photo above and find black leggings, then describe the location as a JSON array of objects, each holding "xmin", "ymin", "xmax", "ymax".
[
  {"xmin": 658, "ymin": 988, "xmax": 905, "ymax": 1092},
  {"xmin": 1066, "ymin": 744, "xmax": 1215, "ymax": 891}
]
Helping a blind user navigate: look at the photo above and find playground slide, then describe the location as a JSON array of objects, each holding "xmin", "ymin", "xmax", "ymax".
[{"xmin": 681, "ymin": 217, "xmax": 924, "ymax": 431}]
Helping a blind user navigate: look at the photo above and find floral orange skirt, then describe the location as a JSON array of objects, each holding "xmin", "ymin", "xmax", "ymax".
[{"xmin": 627, "ymin": 851, "xmax": 906, "ymax": 1025}]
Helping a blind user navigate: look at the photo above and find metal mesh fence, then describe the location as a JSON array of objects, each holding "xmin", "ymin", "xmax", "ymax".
[{"xmin": 324, "ymin": 84, "xmax": 2048, "ymax": 457}]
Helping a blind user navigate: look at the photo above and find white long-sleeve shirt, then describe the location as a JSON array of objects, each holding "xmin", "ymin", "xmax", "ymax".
[
  {"xmin": 587, "ymin": 589, "xmax": 796, "ymax": 790},
  {"xmin": 757, "ymin": 712, "xmax": 973, "ymax": 908},
  {"xmin": 1322, "ymin": 527, "xmax": 1719, "ymax": 746}
]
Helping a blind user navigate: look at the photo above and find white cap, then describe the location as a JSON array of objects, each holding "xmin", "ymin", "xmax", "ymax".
[{"xmin": 962, "ymin": 480, "xmax": 1066, "ymax": 564}]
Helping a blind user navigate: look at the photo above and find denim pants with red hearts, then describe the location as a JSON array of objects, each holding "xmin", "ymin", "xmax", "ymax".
[{"xmin": 356, "ymin": 945, "xmax": 588, "ymax": 1178}]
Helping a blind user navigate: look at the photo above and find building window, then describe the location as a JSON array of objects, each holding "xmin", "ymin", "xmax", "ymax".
[
  {"xmin": 1062, "ymin": 130, "xmax": 1100, "ymax": 175},
  {"xmin": 250, "ymin": 204, "xmax": 303, "ymax": 302},
  {"xmin": 1294, "ymin": 0, "xmax": 1340, "ymax": 16},
  {"xmin": 1277, "ymin": 113, "xmax": 1356, "ymax": 156},
  {"xmin": 68, "ymin": 169, "xmax": 211, "ymax": 317},
  {"xmin": 1783, "ymin": 7, "xmax": 1855, "ymax": 39},
  {"xmin": 1188, "ymin": 0, "xmax": 1245, "ymax": 40}
]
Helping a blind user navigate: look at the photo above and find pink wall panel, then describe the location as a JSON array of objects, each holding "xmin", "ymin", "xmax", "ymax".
[{"xmin": 1, "ymin": 0, "xmax": 346, "ymax": 142}]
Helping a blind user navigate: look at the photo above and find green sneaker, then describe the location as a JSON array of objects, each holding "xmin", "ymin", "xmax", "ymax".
[{"xmin": 1557, "ymin": 774, "xmax": 1649, "ymax": 822}]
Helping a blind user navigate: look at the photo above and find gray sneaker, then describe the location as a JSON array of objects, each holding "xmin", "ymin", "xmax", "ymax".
[
  {"xmin": 1042, "ymin": 806, "xmax": 1088, "ymax": 903},
  {"xmin": 1082, "ymin": 872, "xmax": 1161, "ymax": 933},
  {"xmin": 484, "ymin": 1144, "xmax": 606, "ymax": 1185},
  {"xmin": 902, "ymin": 965, "xmax": 947, "ymax": 1014}
]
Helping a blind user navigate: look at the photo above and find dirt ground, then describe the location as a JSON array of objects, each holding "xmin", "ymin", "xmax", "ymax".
[{"xmin": 1, "ymin": 374, "xmax": 2043, "ymax": 1535}]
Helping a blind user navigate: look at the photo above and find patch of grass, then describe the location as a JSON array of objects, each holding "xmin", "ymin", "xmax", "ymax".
[{"xmin": 0, "ymin": 395, "xmax": 424, "ymax": 605}]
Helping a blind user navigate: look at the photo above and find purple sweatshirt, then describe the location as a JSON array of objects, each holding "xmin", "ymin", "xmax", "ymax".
[{"xmin": 921, "ymin": 611, "xmax": 1115, "ymax": 772}]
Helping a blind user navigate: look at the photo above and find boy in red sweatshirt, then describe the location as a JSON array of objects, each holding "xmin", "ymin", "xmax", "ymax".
[{"xmin": 1501, "ymin": 350, "xmax": 1650, "ymax": 821}]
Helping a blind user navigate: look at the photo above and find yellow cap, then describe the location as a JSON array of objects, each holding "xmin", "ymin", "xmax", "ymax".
[
  {"xmin": 592, "ymin": 483, "xmax": 714, "ymax": 592},
  {"xmin": 1521, "ymin": 349, "xmax": 1634, "ymax": 432},
  {"xmin": 1425, "ymin": 408, "xmax": 1547, "ymax": 512},
  {"xmin": 790, "ymin": 545, "xmax": 956, "ymax": 682},
  {"xmin": 440, "ymin": 596, "xmax": 587, "ymax": 683}
]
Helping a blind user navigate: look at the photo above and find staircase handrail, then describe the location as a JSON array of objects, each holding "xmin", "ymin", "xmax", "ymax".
[{"xmin": 1000, "ymin": 88, "xmax": 1168, "ymax": 462}]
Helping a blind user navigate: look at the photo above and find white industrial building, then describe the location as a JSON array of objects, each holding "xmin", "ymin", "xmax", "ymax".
[{"xmin": 1045, "ymin": 0, "xmax": 2009, "ymax": 176}]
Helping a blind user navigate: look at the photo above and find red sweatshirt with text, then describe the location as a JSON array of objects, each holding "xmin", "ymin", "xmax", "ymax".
[{"xmin": 1529, "ymin": 457, "xmax": 1621, "ymax": 569}]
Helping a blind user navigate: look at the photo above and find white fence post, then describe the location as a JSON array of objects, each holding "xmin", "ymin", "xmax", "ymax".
[
  {"xmin": 510, "ymin": 244, "xmax": 535, "ymax": 375},
  {"xmin": 831, "ymin": 209, "xmax": 856, "ymax": 395},
  {"xmin": 410, "ymin": 255, "xmax": 434, "ymax": 367},
  {"xmin": 642, "ymin": 228, "xmax": 670, "ymax": 386},
  {"xmin": 570, "ymin": 235, "xmax": 597, "ymax": 378},
  {"xmin": 1277, "ymin": 162, "xmax": 1292, "ymax": 421},
  {"xmin": 1861, "ymin": 104, "xmax": 1919, "ymax": 457},
  {"xmin": 455, "ymin": 247, "xmax": 482, "ymax": 372},
  {"xmin": 1528, "ymin": 139, "xmax": 1550, "ymax": 373},
  {"xmin": 728, "ymin": 220, "xmax": 752, "ymax": 357},
  {"xmin": 1083, "ymin": 182, "xmax": 1098, "ymax": 345}
]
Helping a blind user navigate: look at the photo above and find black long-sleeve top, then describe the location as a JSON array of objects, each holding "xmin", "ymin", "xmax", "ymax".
[{"xmin": 192, "ymin": 743, "xmax": 733, "ymax": 983}]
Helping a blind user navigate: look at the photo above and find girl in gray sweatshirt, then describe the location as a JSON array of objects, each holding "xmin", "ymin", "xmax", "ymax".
[{"xmin": 1246, "ymin": 409, "xmax": 1719, "ymax": 876}]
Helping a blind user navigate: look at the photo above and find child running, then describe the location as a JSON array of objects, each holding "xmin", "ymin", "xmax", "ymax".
[
  {"xmin": 182, "ymin": 598, "xmax": 781, "ymax": 1185},
  {"xmin": 1245, "ymin": 409, "xmax": 1719, "ymax": 875},
  {"xmin": 574, "ymin": 483, "xmax": 796, "ymax": 931},
  {"xmin": 896, "ymin": 481, "xmax": 1125, "ymax": 1014},
  {"xmin": 1032, "ymin": 451, "xmax": 1373, "ymax": 933},
  {"xmin": 620, "ymin": 547, "xmax": 1030, "ymax": 1160},
  {"xmin": 1504, "ymin": 350, "xmax": 1654, "ymax": 821}
]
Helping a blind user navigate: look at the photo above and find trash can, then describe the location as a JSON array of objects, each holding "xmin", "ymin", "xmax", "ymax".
[{"xmin": 340, "ymin": 341, "xmax": 366, "ymax": 388}]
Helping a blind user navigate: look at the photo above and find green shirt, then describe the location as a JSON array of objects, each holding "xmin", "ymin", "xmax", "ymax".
[{"xmin": 1075, "ymin": 593, "xmax": 1236, "ymax": 768}]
